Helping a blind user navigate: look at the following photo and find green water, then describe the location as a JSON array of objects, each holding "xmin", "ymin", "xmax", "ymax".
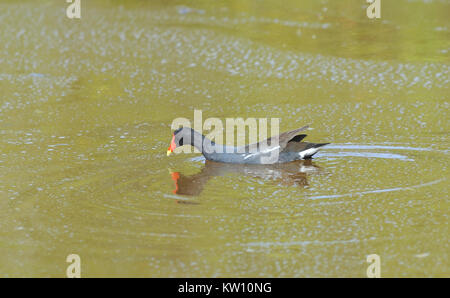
[{"xmin": 0, "ymin": 0, "xmax": 448, "ymax": 277}]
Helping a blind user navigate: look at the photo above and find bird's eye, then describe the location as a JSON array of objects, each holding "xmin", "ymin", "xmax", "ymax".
[{"xmin": 179, "ymin": 138, "xmax": 184, "ymax": 146}]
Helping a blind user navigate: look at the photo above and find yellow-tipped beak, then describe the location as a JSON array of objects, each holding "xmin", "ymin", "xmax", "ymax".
[{"xmin": 167, "ymin": 150, "xmax": 172, "ymax": 156}]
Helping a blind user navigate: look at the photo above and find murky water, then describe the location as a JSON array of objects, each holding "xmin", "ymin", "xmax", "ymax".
[{"xmin": 0, "ymin": 0, "xmax": 448, "ymax": 277}]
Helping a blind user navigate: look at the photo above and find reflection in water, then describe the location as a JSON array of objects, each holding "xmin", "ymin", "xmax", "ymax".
[{"xmin": 170, "ymin": 159, "xmax": 322, "ymax": 196}]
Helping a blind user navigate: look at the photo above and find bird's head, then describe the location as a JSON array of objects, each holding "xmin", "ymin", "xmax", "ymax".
[{"xmin": 166, "ymin": 127, "xmax": 188, "ymax": 156}]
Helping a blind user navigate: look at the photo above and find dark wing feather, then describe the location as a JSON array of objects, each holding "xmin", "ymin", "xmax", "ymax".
[
  {"xmin": 288, "ymin": 134, "xmax": 307, "ymax": 143},
  {"xmin": 245, "ymin": 125, "xmax": 309, "ymax": 153},
  {"xmin": 283, "ymin": 141, "xmax": 329, "ymax": 153}
]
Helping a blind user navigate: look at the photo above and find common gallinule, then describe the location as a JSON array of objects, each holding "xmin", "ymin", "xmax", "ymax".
[{"xmin": 166, "ymin": 125, "xmax": 329, "ymax": 164}]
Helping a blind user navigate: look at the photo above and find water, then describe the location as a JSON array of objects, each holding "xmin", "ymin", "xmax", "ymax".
[{"xmin": 0, "ymin": 0, "xmax": 448, "ymax": 277}]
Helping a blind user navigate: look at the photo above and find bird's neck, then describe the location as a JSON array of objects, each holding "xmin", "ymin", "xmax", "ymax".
[{"xmin": 186, "ymin": 129, "xmax": 216, "ymax": 156}]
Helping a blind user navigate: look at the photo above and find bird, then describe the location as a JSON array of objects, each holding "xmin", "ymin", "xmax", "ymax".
[{"xmin": 166, "ymin": 125, "xmax": 329, "ymax": 164}]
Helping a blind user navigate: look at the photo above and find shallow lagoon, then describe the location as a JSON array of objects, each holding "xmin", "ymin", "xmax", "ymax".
[{"xmin": 0, "ymin": 0, "xmax": 448, "ymax": 277}]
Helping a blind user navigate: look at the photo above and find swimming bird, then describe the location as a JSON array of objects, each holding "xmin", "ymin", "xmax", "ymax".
[{"xmin": 166, "ymin": 125, "xmax": 329, "ymax": 164}]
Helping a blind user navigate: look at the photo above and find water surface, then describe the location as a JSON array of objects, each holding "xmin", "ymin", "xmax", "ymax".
[{"xmin": 0, "ymin": 0, "xmax": 448, "ymax": 277}]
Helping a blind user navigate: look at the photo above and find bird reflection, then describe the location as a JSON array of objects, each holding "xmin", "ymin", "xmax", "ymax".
[{"xmin": 169, "ymin": 159, "xmax": 322, "ymax": 196}]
